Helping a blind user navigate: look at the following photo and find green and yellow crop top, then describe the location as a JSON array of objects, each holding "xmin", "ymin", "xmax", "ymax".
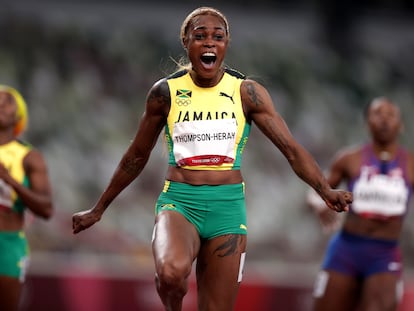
[
  {"xmin": 0, "ymin": 140, "xmax": 31, "ymax": 213},
  {"xmin": 165, "ymin": 68, "xmax": 250, "ymax": 170}
]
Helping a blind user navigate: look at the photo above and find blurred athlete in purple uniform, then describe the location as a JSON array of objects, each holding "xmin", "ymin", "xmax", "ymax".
[{"xmin": 308, "ymin": 97, "xmax": 414, "ymax": 311}]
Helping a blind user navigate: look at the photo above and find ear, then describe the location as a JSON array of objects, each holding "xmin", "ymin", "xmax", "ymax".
[{"xmin": 182, "ymin": 38, "xmax": 188, "ymax": 50}]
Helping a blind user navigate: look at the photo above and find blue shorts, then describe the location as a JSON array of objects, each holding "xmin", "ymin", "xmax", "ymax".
[
  {"xmin": 155, "ymin": 180, "xmax": 247, "ymax": 239},
  {"xmin": 322, "ymin": 230, "xmax": 402, "ymax": 278}
]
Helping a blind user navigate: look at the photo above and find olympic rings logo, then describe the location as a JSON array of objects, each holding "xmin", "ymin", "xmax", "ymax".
[
  {"xmin": 176, "ymin": 98, "xmax": 191, "ymax": 106},
  {"xmin": 210, "ymin": 157, "xmax": 221, "ymax": 163}
]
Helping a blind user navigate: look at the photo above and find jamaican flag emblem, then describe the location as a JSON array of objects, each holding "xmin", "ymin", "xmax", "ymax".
[
  {"xmin": 176, "ymin": 89, "xmax": 192, "ymax": 106},
  {"xmin": 176, "ymin": 89, "xmax": 192, "ymax": 98}
]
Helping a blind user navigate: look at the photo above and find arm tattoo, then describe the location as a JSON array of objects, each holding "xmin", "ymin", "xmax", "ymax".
[
  {"xmin": 121, "ymin": 155, "xmax": 142, "ymax": 176},
  {"xmin": 246, "ymin": 82, "xmax": 262, "ymax": 106},
  {"xmin": 147, "ymin": 90, "xmax": 170, "ymax": 107},
  {"xmin": 213, "ymin": 235, "xmax": 241, "ymax": 257},
  {"xmin": 148, "ymin": 80, "xmax": 171, "ymax": 108},
  {"xmin": 119, "ymin": 80, "xmax": 169, "ymax": 177},
  {"xmin": 264, "ymin": 118, "xmax": 289, "ymax": 150}
]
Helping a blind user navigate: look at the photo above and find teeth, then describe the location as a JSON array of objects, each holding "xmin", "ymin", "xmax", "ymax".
[{"xmin": 202, "ymin": 52, "xmax": 215, "ymax": 57}]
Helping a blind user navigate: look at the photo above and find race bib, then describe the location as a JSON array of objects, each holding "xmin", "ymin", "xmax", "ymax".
[
  {"xmin": 352, "ymin": 166, "xmax": 409, "ymax": 217},
  {"xmin": 173, "ymin": 119, "xmax": 237, "ymax": 166}
]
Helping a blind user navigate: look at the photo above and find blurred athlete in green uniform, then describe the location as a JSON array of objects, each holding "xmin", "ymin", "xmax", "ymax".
[{"xmin": 0, "ymin": 85, "xmax": 53, "ymax": 311}]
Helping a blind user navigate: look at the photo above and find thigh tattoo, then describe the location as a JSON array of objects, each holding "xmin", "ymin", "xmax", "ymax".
[{"xmin": 213, "ymin": 235, "xmax": 242, "ymax": 257}]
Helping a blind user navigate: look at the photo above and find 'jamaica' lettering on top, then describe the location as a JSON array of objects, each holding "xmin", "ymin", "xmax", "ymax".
[{"xmin": 175, "ymin": 110, "xmax": 237, "ymax": 123}]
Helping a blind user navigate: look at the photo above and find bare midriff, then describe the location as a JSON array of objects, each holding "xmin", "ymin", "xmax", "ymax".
[
  {"xmin": 0, "ymin": 207, "xmax": 24, "ymax": 231},
  {"xmin": 166, "ymin": 166, "xmax": 243, "ymax": 185},
  {"xmin": 343, "ymin": 212, "xmax": 403, "ymax": 240}
]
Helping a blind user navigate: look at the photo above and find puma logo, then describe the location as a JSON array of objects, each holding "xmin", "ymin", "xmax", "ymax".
[{"xmin": 219, "ymin": 92, "xmax": 235, "ymax": 104}]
